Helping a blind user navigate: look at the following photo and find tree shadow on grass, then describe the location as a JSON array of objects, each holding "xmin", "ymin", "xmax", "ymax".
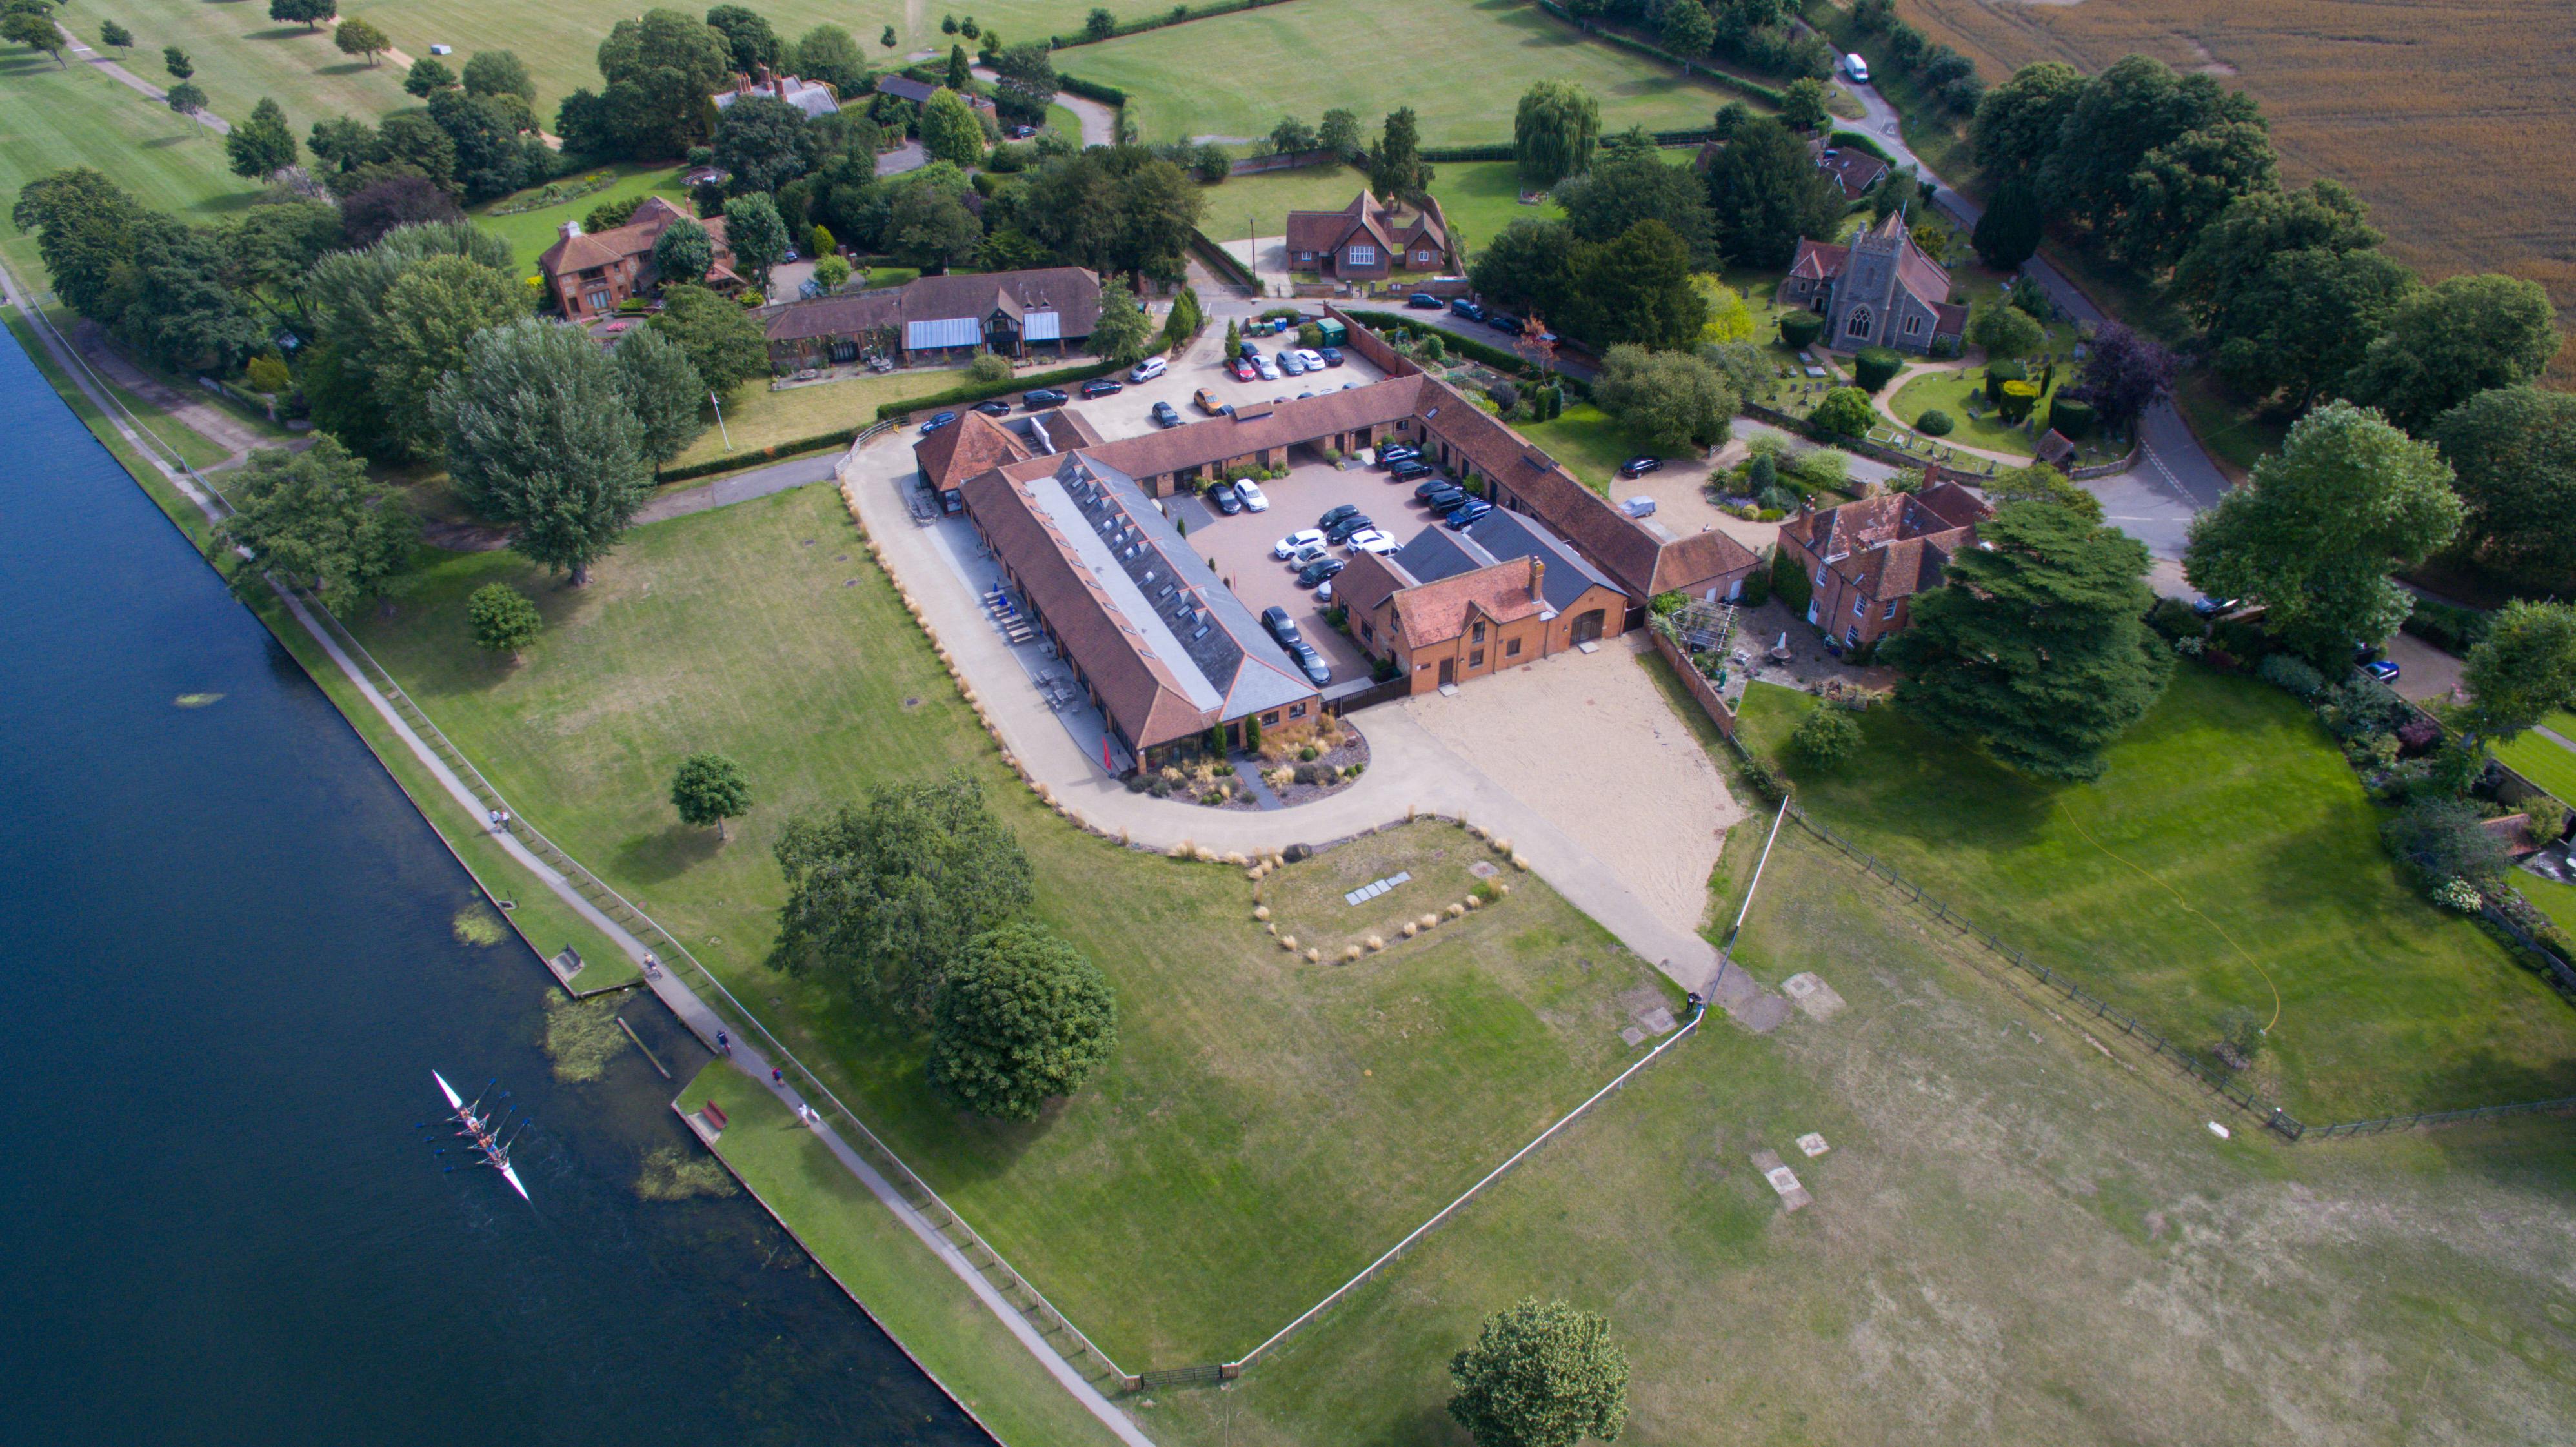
[
  {"xmin": 142, "ymin": 134, "xmax": 198, "ymax": 150},
  {"xmin": 316, "ymin": 60, "xmax": 373, "ymax": 76},
  {"xmin": 612, "ymin": 821, "xmax": 723, "ymax": 885},
  {"xmin": 245, "ymin": 26, "xmax": 314, "ymax": 41}
]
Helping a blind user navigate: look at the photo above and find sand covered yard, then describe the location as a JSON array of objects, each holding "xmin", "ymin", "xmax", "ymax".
[{"xmin": 1405, "ymin": 636, "xmax": 1746, "ymax": 940}]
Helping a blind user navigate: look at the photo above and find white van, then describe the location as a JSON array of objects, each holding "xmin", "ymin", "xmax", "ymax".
[
  {"xmin": 1129, "ymin": 356, "xmax": 1168, "ymax": 383},
  {"xmin": 1843, "ymin": 52, "xmax": 1870, "ymax": 84}
]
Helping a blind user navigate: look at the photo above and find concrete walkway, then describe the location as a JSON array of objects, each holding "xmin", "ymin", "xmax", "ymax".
[
  {"xmin": 635, "ymin": 449, "xmax": 841, "ymax": 523},
  {"xmin": 0, "ymin": 261, "xmax": 1158, "ymax": 1447},
  {"xmin": 68, "ymin": 318, "xmax": 299, "ymax": 463},
  {"xmin": 838, "ymin": 431, "xmax": 1789, "ymax": 1029}
]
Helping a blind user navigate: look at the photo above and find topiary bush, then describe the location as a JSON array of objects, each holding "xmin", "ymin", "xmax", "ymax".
[
  {"xmin": 1778, "ymin": 311, "xmax": 1823, "ymax": 349},
  {"xmin": 2048, "ymin": 396, "xmax": 2095, "ymax": 438},
  {"xmin": 1984, "ymin": 358, "xmax": 2028, "ymax": 402},
  {"xmin": 1914, "ymin": 408, "xmax": 1953, "ymax": 437},
  {"xmin": 1853, "ymin": 345, "xmax": 1903, "ymax": 393},
  {"xmin": 967, "ymin": 352, "xmax": 1012, "ymax": 383},
  {"xmin": 1996, "ymin": 379, "xmax": 2040, "ymax": 423},
  {"xmin": 1808, "ymin": 386, "xmax": 1875, "ymax": 439}
]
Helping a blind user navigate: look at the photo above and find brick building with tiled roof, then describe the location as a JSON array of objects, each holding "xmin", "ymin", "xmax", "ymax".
[
  {"xmin": 1284, "ymin": 192, "xmax": 1453, "ymax": 279},
  {"xmin": 1336, "ymin": 509, "xmax": 1630, "ymax": 693},
  {"xmin": 1780, "ymin": 210, "xmax": 1964, "ymax": 356},
  {"xmin": 1775, "ymin": 480, "xmax": 1991, "ymax": 649},
  {"xmin": 537, "ymin": 197, "xmax": 738, "ymax": 322},
  {"xmin": 761, "ymin": 267, "xmax": 1104, "ymax": 369}
]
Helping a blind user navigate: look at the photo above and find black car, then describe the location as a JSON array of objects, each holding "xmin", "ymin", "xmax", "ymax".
[
  {"xmin": 1485, "ymin": 310, "xmax": 1521, "ymax": 334},
  {"xmin": 1448, "ymin": 298, "xmax": 1484, "ymax": 321},
  {"xmin": 1443, "ymin": 500, "xmax": 1493, "ymax": 529},
  {"xmin": 1318, "ymin": 347, "xmax": 1344, "ymax": 367},
  {"xmin": 1378, "ymin": 443, "xmax": 1421, "ymax": 466},
  {"xmin": 1296, "ymin": 557, "xmax": 1347, "ymax": 588},
  {"xmin": 1023, "ymin": 389, "xmax": 1070, "ymax": 409},
  {"xmin": 1324, "ymin": 514, "xmax": 1374, "ymax": 545},
  {"xmin": 1617, "ymin": 456, "xmax": 1663, "ymax": 479},
  {"xmin": 1209, "ymin": 484, "xmax": 1245, "ymax": 516},
  {"xmin": 971, "ymin": 399, "xmax": 1012, "ymax": 416},
  {"xmin": 1414, "ymin": 477, "xmax": 1460, "ymax": 501},
  {"xmin": 1289, "ymin": 640, "xmax": 1332, "ymax": 687},
  {"xmin": 1150, "ymin": 400, "xmax": 1182, "ymax": 428},
  {"xmin": 1317, "ymin": 503, "xmax": 1361, "ymax": 531},
  {"xmin": 1080, "ymin": 378, "xmax": 1125, "ymax": 398},
  {"xmin": 1421, "ymin": 487, "xmax": 1467, "ymax": 513},
  {"xmin": 1407, "ymin": 292, "xmax": 1444, "ymax": 309},
  {"xmin": 1260, "ymin": 605, "xmax": 1302, "ymax": 647},
  {"xmin": 1389, "ymin": 460, "xmax": 1433, "ymax": 483}
]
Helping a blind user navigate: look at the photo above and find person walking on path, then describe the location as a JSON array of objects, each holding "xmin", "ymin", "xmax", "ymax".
[
  {"xmin": 771, "ymin": 1066, "xmax": 784, "ymax": 1086},
  {"xmin": 714, "ymin": 1029, "xmax": 729, "ymax": 1056}
]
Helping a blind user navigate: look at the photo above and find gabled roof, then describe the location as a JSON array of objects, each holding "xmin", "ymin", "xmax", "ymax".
[
  {"xmin": 1789, "ymin": 239, "xmax": 1848, "ymax": 282},
  {"xmin": 1064, "ymin": 375, "xmax": 1427, "ymax": 480},
  {"xmin": 1285, "ymin": 191, "xmax": 1397, "ymax": 258},
  {"xmin": 1783, "ymin": 483, "xmax": 1991, "ymax": 603},
  {"xmin": 915, "ymin": 410, "xmax": 1032, "ymax": 493},
  {"xmin": 1385, "ymin": 556, "xmax": 1547, "ymax": 652},
  {"xmin": 538, "ymin": 196, "xmax": 729, "ymax": 280},
  {"xmin": 876, "ymin": 75, "xmax": 938, "ymax": 104},
  {"xmin": 758, "ymin": 267, "xmax": 1105, "ymax": 346},
  {"xmin": 1807, "ymin": 137, "xmax": 1890, "ymax": 201}
]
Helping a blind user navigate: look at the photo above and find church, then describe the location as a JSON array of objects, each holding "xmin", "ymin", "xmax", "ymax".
[{"xmin": 1778, "ymin": 211, "xmax": 1966, "ymax": 355}]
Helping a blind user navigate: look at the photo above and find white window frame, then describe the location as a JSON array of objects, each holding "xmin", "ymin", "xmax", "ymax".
[
  {"xmin": 1852, "ymin": 594, "xmax": 1866, "ymax": 618},
  {"xmin": 1883, "ymin": 599, "xmax": 1898, "ymax": 620},
  {"xmin": 1347, "ymin": 244, "xmax": 1376, "ymax": 267}
]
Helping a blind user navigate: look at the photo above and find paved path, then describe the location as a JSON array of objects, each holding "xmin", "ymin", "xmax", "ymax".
[
  {"xmin": 839, "ymin": 433, "xmax": 1789, "ymax": 1029},
  {"xmin": 635, "ymin": 449, "xmax": 840, "ymax": 523},
  {"xmin": 67, "ymin": 318, "xmax": 299, "ymax": 462},
  {"xmin": 57, "ymin": 24, "xmax": 230, "ymax": 134},
  {"xmin": 0, "ymin": 261, "xmax": 1158, "ymax": 1447}
]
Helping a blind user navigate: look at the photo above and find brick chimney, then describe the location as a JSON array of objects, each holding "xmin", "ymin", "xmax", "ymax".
[{"xmin": 1528, "ymin": 557, "xmax": 1545, "ymax": 603}]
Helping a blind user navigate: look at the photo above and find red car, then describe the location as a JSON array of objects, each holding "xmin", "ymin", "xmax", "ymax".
[{"xmin": 1231, "ymin": 358, "xmax": 1256, "ymax": 382}]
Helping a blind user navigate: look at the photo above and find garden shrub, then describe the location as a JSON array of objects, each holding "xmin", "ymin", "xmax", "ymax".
[
  {"xmin": 2320, "ymin": 676, "xmax": 2413, "ymax": 741},
  {"xmin": 2048, "ymin": 396, "xmax": 2095, "ymax": 438},
  {"xmin": 2255, "ymin": 652, "xmax": 2326, "ymax": 699},
  {"xmin": 245, "ymin": 354, "xmax": 292, "ymax": 394},
  {"xmin": 2397, "ymin": 714, "xmax": 2444, "ymax": 755},
  {"xmin": 1984, "ymin": 358, "xmax": 2027, "ymax": 402},
  {"xmin": 1808, "ymin": 387, "xmax": 1874, "ymax": 439},
  {"xmin": 967, "ymin": 353, "xmax": 1013, "ymax": 383},
  {"xmin": 1739, "ymin": 556, "xmax": 1772, "ymax": 606},
  {"xmin": 1914, "ymin": 408, "xmax": 1953, "ymax": 437},
  {"xmin": 2401, "ymin": 596, "xmax": 2489, "ymax": 655},
  {"xmin": 1783, "ymin": 447, "xmax": 1847, "ymax": 495},
  {"xmin": 1769, "ymin": 547, "xmax": 1811, "ymax": 612},
  {"xmin": 2382, "ymin": 796, "xmax": 2511, "ymax": 894},
  {"xmin": 2207, "ymin": 616, "xmax": 2270, "ymax": 665},
  {"xmin": 1852, "ymin": 346, "xmax": 1902, "ymax": 393},
  {"xmin": 2526, "ymin": 797, "xmax": 2571, "ymax": 847},
  {"xmin": 2144, "ymin": 596, "xmax": 2202, "ymax": 643},
  {"xmin": 1997, "ymin": 379, "xmax": 2041, "ymax": 423},
  {"xmin": 1793, "ymin": 705, "xmax": 1861, "ymax": 767},
  {"xmin": 2343, "ymin": 731, "xmax": 2400, "ymax": 771},
  {"xmin": 1778, "ymin": 312, "xmax": 1823, "ymax": 349},
  {"xmin": 1739, "ymin": 754, "xmax": 1791, "ymax": 802}
]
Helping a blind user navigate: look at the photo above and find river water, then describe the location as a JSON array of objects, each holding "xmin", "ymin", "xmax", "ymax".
[{"xmin": 0, "ymin": 325, "xmax": 988, "ymax": 1446}]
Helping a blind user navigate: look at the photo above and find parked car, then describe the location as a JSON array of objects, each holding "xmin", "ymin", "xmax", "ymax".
[
  {"xmin": 1344, "ymin": 529, "xmax": 1396, "ymax": 554},
  {"xmin": 1273, "ymin": 528, "xmax": 1326, "ymax": 559},
  {"xmin": 1022, "ymin": 389, "xmax": 1069, "ymax": 409},
  {"xmin": 1414, "ymin": 477, "xmax": 1460, "ymax": 501},
  {"xmin": 1129, "ymin": 356, "xmax": 1168, "ymax": 383},
  {"xmin": 2191, "ymin": 595, "xmax": 2240, "ymax": 618},
  {"xmin": 1324, "ymin": 513, "xmax": 1374, "ymax": 544},
  {"xmin": 919, "ymin": 410, "xmax": 958, "ymax": 433},
  {"xmin": 1485, "ymin": 310, "xmax": 1521, "ymax": 335},
  {"xmin": 1318, "ymin": 347, "xmax": 1344, "ymax": 367},
  {"xmin": 971, "ymin": 400, "xmax": 1012, "ymax": 416},
  {"xmin": 1378, "ymin": 444, "xmax": 1421, "ymax": 467},
  {"xmin": 1080, "ymin": 378, "xmax": 1125, "ymax": 398},
  {"xmin": 1287, "ymin": 542, "xmax": 1329, "ymax": 568},
  {"xmin": 1278, "ymin": 350, "xmax": 1307, "ymax": 376},
  {"xmin": 1318, "ymin": 503, "xmax": 1361, "ymax": 530},
  {"xmin": 1151, "ymin": 400, "xmax": 1182, "ymax": 428},
  {"xmin": 1296, "ymin": 557, "xmax": 1347, "ymax": 588},
  {"xmin": 1389, "ymin": 459, "xmax": 1433, "ymax": 483},
  {"xmin": 1448, "ymin": 298, "xmax": 1485, "ymax": 321},
  {"xmin": 1209, "ymin": 482, "xmax": 1245, "ymax": 515},
  {"xmin": 1617, "ymin": 456, "xmax": 1663, "ymax": 478},
  {"xmin": 1231, "ymin": 358, "xmax": 1256, "ymax": 382},
  {"xmin": 1407, "ymin": 292, "xmax": 1444, "ymax": 309},
  {"xmin": 1296, "ymin": 349, "xmax": 1327, "ymax": 372},
  {"xmin": 1254, "ymin": 354, "xmax": 1280, "ymax": 381},
  {"xmin": 1234, "ymin": 479, "xmax": 1271, "ymax": 512},
  {"xmin": 1844, "ymin": 52, "xmax": 1870, "ymax": 83},
  {"xmin": 1261, "ymin": 605, "xmax": 1302, "ymax": 646},
  {"xmin": 1420, "ymin": 487, "xmax": 1467, "ymax": 513},
  {"xmin": 1193, "ymin": 387, "xmax": 1227, "ymax": 414},
  {"xmin": 2366, "ymin": 658, "xmax": 2402, "ymax": 684},
  {"xmin": 1238, "ymin": 339, "xmax": 1260, "ymax": 361},
  {"xmin": 1443, "ymin": 500, "xmax": 1494, "ymax": 529},
  {"xmin": 1289, "ymin": 640, "xmax": 1332, "ymax": 687}
]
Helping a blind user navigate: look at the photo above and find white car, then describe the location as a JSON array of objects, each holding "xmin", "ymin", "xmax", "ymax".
[
  {"xmin": 1843, "ymin": 52, "xmax": 1870, "ymax": 83},
  {"xmin": 1129, "ymin": 356, "xmax": 1167, "ymax": 383},
  {"xmin": 1343, "ymin": 529, "xmax": 1396, "ymax": 555},
  {"xmin": 1273, "ymin": 528, "xmax": 1325, "ymax": 558},
  {"xmin": 1253, "ymin": 354, "xmax": 1279, "ymax": 381},
  {"xmin": 1234, "ymin": 479, "xmax": 1270, "ymax": 512},
  {"xmin": 1296, "ymin": 349, "xmax": 1327, "ymax": 372}
]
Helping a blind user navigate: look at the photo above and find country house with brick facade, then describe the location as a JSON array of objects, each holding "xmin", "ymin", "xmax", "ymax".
[{"xmin": 1775, "ymin": 481, "xmax": 1991, "ymax": 649}]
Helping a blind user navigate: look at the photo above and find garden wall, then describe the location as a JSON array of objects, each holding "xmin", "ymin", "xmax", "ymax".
[{"xmin": 1649, "ymin": 628, "xmax": 1740, "ymax": 737}]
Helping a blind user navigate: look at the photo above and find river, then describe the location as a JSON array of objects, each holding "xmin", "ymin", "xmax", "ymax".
[{"xmin": 0, "ymin": 323, "xmax": 989, "ymax": 1446}]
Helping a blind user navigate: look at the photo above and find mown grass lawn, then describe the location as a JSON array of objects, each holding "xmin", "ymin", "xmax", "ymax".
[
  {"xmin": 1518, "ymin": 403, "xmax": 1642, "ymax": 494},
  {"xmin": 1198, "ymin": 161, "xmax": 1376, "ymax": 250},
  {"xmin": 2494, "ymin": 722, "xmax": 2576, "ymax": 812},
  {"xmin": 351, "ymin": 483, "xmax": 1678, "ymax": 1366},
  {"xmin": 58, "ymin": 0, "xmax": 412, "ymax": 143},
  {"xmin": 664, "ymin": 367, "xmax": 967, "ymax": 471},
  {"xmin": 1731, "ymin": 669, "xmax": 2576, "ymax": 1120},
  {"xmin": 1067, "ymin": 0, "xmax": 1743, "ymax": 147},
  {"xmin": 470, "ymin": 162, "xmax": 692, "ymax": 278},
  {"xmin": 0, "ymin": 52, "xmax": 261, "ymax": 280},
  {"xmin": 1149, "ymin": 819, "xmax": 2576, "ymax": 1447}
]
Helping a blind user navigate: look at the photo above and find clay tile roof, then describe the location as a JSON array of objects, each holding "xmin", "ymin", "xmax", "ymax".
[
  {"xmin": 1333, "ymin": 548, "xmax": 1413, "ymax": 623},
  {"xmin": 1895, "ymin": 237, "xmax": 1954, "ymax": 312},
  {"xmin": 914, "ymin": 410, "xmax": 1032, "ymax": 492},
  {"xmin": 1789, "ymin": 239, "xmax": 1848, "ymax": 281},
  {"xmin": 1645, "ymin": 527, "xmax": 1762, "ymax": 596},
  {"xmin": 1387, "ymin": 557, "xmax": 1547, "ymax": 651},
  {"xmin": 1067, "ymin": 376, "xmax": 1424, "ymax": 480}
]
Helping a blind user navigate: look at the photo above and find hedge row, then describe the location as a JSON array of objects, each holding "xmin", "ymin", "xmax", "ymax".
[
  {"xmin": 655, "ymin": 427, "xmax": 865, "ymax": 484},
  {"xmin": 1048, "ymin": 0, "xmax": 1303, "ymax": 49},
  {"xmin": 1531, "ymin": 0, "xmax": 1787, "ymax": 107},
  {"xmin": 1420, "ymin": 126, "xmax": 1720, "ymax": 165},
  {"xmin": 1825, "ymin": 129, "xmax": 1893, "ymax": 163},
  {"xmin": 872, "ymin": 357, "xmax": 1125, "ymax": 422},
  {"xmin": 1343, "ymin": 310, "xmax": 1589, "ymax": 396},
  {"xmin": 1056, "ymin": 74, "xmax": 1129, "ymax": 106},
  {"xmin": 1189, "ymin": 228, "xmax": 1258, "ymax": 287}
]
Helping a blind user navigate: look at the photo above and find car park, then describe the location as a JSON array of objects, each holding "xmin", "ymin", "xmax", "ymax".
[
  {"xmin": 1129, "ymin": 356, "xmax": 1167, "ymax": 383},
  {"xmin": 1617, "ymin": 456, "xmax": 1663, "ymax": 478},
  {"xmin": 1261, "ymin": 605, "xmax": 1302, "ymax": 646},
  {"xmin": 1081, "ymin": 378, "xmax": 1124, "ymax": 398},
  {"xmin": 1407, "ymin": 292, "xmax": 1444, "ymax": 309},
  {"xmin": 1209, "ymin": 483, "xmax": 1245, "ymax": 515},
  {"xmin": 1318, "ymin": 347, "xmax": 1343, "ymax": 367},
  {"xmin": 1234, "ymin": 479, "xmax": 1270, "ymax": 512},
  {"xmin": 919, "ymin": 411, "xmax": 958, "ymax": 433},
  {"xmin": 1296, "ymin": 557, "xmax": 1346, "ymax": 588},
  {"xmin": 1023, "ymin": 389, "xmax": 1069, "ymax": 409},
  {"xmin": 1151, "ymin": 401, "xmax": 1182, "ymax": 428},
  {"xmin": 1289, "ymin": 641, "xmax": 1332, "ymax": 687},
  {"xmin": 971, "ymin": 400, "xmax": 1012, "ymax": 416},
  {"xmin": 1318, "ymin": 503, "xmax": 1360, "ymax": 530},
  {"xmin": 1273, "ymin": 528, "xmax": 1326, "ymax": 558},
  {"xmin": 1278, "ymin": 350, "xmax": 1307, "ymax": 376},
  {"xmin": 1324, "ymin": 513, "xmax": 1374, "ymax": 544},
  {"xmin": 1254, "ymin": 354, "xmax": 1280, "ymax": 381},
  {"xmin": 1448, "ymin": 298, "xmax": 1484, "ymax": 321}
]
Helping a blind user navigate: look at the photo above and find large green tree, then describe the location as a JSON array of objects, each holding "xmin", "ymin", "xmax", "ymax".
[
  {"xmin": 1565, "ymin": 219, "xmax": 1704, "ymax": 351},
  {"xmin": 927, "ymin": 922, "xmax": 1119, "ymax": 1120},
  {"xmin": 770, "ymin": 774, "xmax": 1036, "ymax": 1020},
  {"xmin": 3, "ymin": 11, "xmax": 66, "ymax": 65},
  {"xmin": 1513, "ymin": 80, "xmax": 1601, "ymax": 188},
  {"xmin": 268, "ymin": 0, "xmax": 336, "ymax": 31},
  {"xmin": 612, "ymin": 325, "xmax": 709, "ymax": 462},
  {"xmin": 649, "ymin": 281, "xmax": 770, "ymax": 396},
  {"xmin": 2183, "ymin": 400, "xmax": 2462, "ymax": 665},
  {"xmin": 920, "ymin": 86, "xmax": 985, "ymax": 167},
  {"xmin": 1702, "ymin": 117, "xmax": 1840, "ymax": 268},
  {"xmin": 466, "ymin": 582, "xmax": 543, "ymax": 658},
  {"xmin": 374, "ymin": 251, "xmax": 529, "ymax": 457},
  {"xmin": 2461, "ymin": 602, "xmax": 2576, "ymax": 742},
  {"xmin": 1593, "ymin": 343, "xmax": 1735, "ymax": 453},
  {"xmin": 2038, "ymin": 54, "xmax": 2262, "ymax": 241},
  {"xmin": 1367, "ymin": 106, "xmax": 1434, "ymax": 198},
  {"xmin": 1554, "ymin": 139, "xmax": 1717, "ymax": 267},
  {"xmin": 225, "ymin": 97, "xmax": 301, "ymax": 180},
  {"xmin": 332, "ymin": 17, "xmax": 388, "ymax": 66},
  {"xmin": 432, "ymin": 318, "xmax": 654, "ymax": 585},
  {"xmin": 703, "ymin": 3, "xmax": 782, "ymax": 76},
  {"xmin": 989, "ymin": 41, "xmax": 1056, "ymax": 128},
  {"xmin": 1969, "ymin": 61, "xmax": 2082, "ymax": 179},
  {"xmin": 213, "ymin": 438, "xmax": 416, "ymax": 612},
  {"xmin": 589, "ymin": 8, "xmax": 735, "ymax": 157},
  {"xmin": 712, "ymin": 93, "xmax": 809, "ymax": 195},
  {"xmin": 669, "ymin": 751, "xmax": 753, "ymax": 840},
  {"xmin": 1970, "ymin": 176, "xmax": 2046, "ymax": 271},
  {"xmin": 1884, "ymin": 501, "xmax": 2171, "ymax": 781},
  {"xmin": 652, "ymin": 215, "xmax": 714, "ymax": 285},
  {"xmin": 2341, "ymin": 274, "xmax": 2561, "ymax": 434},
  {"xmin": 1088, "ymin": 279, "xmax": 1155, "ymax": 364},
  {"xmin": 1469, "ymin": 218, "xmax": 1577, "ymax": 325},
  {"xmin": 885, "ymin": 181, "xmax": 982, "ymax": 269},
  {"xmin": 2115, "ymin": 117, "xmax": 2277, "ymax": 272},
  {"xmin": 461, "ymin": 50, "xmax": 536, "ymax": 104},
  {"xmin": 1447, "ymin": 1299, "xmax": 1631, "ymax": 1447},
  {"xmin": 2431, "ymin": 386, "xmax": 2576, "ymax": 588},
  {"xmin": 720, "ymin": 190, "xmax": 789, "ymax": 290},
  {"xmin": 792, "ymin": 24, "xmax": 869, "ymax": 94}
]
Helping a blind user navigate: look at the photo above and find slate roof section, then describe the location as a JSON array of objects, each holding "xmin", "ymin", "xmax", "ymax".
[{"xmin": 1464, "ymin": 507, "xmax": 1621, "ymax": 612}]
